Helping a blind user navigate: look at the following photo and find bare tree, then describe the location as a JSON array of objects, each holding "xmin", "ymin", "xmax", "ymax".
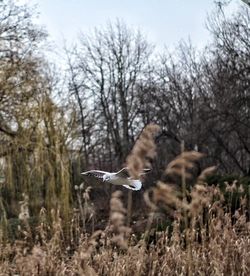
[
  {"xmin": 0, "ymin": 0, "xmax": 47, "ymax": 143},
  {"xmin": 72, "ymin": 20, "xmax": 152, "ymax": 167},
  {"xmin": 200, "ymin": 6, "xmax": 250, "ymax": 174}
]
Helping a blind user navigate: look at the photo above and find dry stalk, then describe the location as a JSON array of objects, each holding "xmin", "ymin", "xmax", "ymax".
[
  {"xmin": 126, "ymin": 124, "xmax": 160, "ymax": 179},
  {"xmin": 106, "ymin": 191, "xmax": 131, "ymax": 250},
  {"xmin": 126, "ymin": 124, "xmax": 160, "ymax": 226}
]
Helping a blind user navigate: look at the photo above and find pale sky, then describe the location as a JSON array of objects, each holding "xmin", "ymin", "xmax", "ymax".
[{"xmin": 20, "ymin": 0, "xmax": 243, "ymax": 56}]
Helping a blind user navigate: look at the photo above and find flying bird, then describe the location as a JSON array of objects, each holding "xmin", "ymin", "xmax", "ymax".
[{"xmin": 81, "ymin": 167, "xmax": 150, "ymax": 191}]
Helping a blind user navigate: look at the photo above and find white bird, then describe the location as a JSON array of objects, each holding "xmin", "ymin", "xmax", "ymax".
[{"xmin": 81, "ymin": 167, "xmax": 150, "ymax": 191}]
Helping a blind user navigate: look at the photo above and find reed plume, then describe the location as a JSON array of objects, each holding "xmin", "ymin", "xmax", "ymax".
[{"xmin": 126, "ymin": 124, "xmax": 160, "ymax": 179}]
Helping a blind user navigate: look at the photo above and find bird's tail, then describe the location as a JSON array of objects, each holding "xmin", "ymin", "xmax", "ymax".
[{"xmin": 123, "ymin": 180, "xmax": 142, "ymax": 191}]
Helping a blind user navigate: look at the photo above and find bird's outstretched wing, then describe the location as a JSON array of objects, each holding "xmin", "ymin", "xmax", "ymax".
[
  {"xmin": 81, "ymin": 170, "xmax": 107, "ymax": 178},
  {"xmin": 81, "ymin": 170, "xmax": 106, "ymax": 185},
  {"xmin": 141, "ymin": 168, "xmax": 151, "ymax": 175},
  {"xmin": 116, "ymin": 167, "xmax": 130, "ymax": 178},
  {"xmin": 116, "ymin": 167, "xmax": 151, "ymax": 178}
]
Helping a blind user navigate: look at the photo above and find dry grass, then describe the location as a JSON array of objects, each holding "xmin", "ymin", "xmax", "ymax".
[{"xmin": 0, "ymin": 125, "xmax": 250, "ymax": 275}]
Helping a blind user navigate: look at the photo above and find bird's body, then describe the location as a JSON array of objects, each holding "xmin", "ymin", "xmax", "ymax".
[{"xmin": 81, "ymin": 167, "xmax": 149, "ymax": 191}]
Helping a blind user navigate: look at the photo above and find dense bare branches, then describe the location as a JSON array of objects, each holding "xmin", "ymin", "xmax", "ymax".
[
  {"xmin": 67, "ymin": 20, "xmax": 152, "ymax": 167},
  {"xmin": 0, "ymin": 0, "xmax": 47, "ymax": 140}
]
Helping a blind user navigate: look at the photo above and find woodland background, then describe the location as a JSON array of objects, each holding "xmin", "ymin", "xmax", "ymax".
[{"xmin": 0, "ymin": 0, "xmax": 250, "ymax": 235}]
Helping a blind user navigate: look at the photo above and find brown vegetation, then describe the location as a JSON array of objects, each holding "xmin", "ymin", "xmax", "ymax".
[{"xmin": 0, "ymin": 148, "xmax": 249, "ymax": 275}]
